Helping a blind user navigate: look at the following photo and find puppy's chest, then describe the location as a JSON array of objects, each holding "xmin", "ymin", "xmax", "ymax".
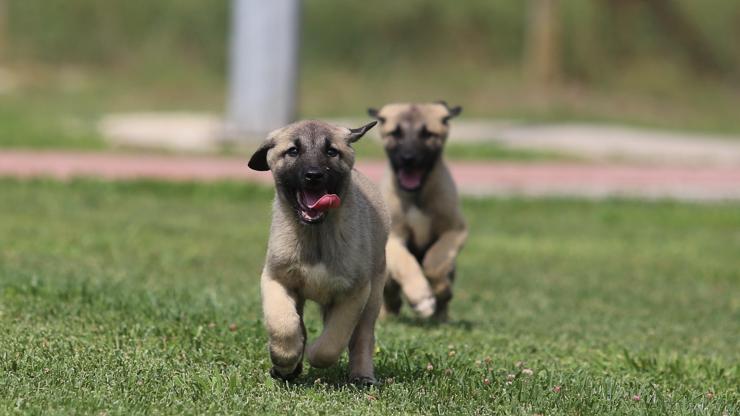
[
  {"xmin": 403, "ymin": 206, "xmax": 434, "ymax": 248},
  {"xmin": 297, "ymin": 262, "xmax": 354, "ymax": 303}
]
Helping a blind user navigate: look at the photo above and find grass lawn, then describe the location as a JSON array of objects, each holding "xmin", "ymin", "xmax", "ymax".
[
  {"xmin": 0, "ymin": 179, "xmax": 738, "ymax": 415},
  {"xmin": 0, "ymin": 93, "xmax": 104, "ymax": 150},
  {"xmin": 349, "ymin": 139, "xmax": 571, "ymax": 163},
  {"xmin": 0, "ymin": 88, "xmax": 569, "ymax": 162}
]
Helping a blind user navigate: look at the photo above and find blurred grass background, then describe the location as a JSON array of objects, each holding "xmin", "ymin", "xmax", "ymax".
[{"xmin": 2, "ymin": 0, "xmax": 740, "ymax": 149}]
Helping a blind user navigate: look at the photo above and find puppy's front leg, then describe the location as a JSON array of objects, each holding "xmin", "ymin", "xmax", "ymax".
[
  {"xmin": 306, "ymin": 282, "xmax": 370, "ymax": 369},
  {"xmin": 386, "ymin": 236, "xmax": 436, "ymax": 318},
  {"xmin": 348, "ymin": 272, "xmax": 384, "ymax": 385},
  {"xmin": 261, "ymin": 270, "xmax": 305, "ymax": 380}
]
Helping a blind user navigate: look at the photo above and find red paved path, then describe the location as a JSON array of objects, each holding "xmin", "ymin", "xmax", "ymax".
[{"xmin": 1, "ymin": 150, "xmax": 739, "ymax": 201}]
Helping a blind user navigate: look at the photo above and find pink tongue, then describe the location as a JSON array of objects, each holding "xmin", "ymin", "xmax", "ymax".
[
  {"xmin": 308, "ymin": 194, "xmax": 341, "ymax": 212},
  {"xmin": 399, "ymin": 169, "xmax": 423, "ymax": 189}
]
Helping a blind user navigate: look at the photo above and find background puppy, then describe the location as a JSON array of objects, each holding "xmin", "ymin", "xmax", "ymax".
[
  {"xmin": 248, "ymin": 120, "xmax": 389, "ymax": 385},
  {"xmin": 368, "ymin": 102, "xmax": 467, "ymax": 321}
]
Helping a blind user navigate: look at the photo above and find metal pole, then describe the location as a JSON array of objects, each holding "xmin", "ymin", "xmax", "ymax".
[
  {"xmin": 0, "ymin": 0, "xmax": 6, "ymax": 61},
  {"xmin": 226, "ymin": 0, "xmax": 300, "ymax": 141}
]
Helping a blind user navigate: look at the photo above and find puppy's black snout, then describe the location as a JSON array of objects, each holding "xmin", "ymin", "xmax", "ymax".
[
  {"xmin": 400, "ymin": 154, "xmax": 415, "ymax": 166},
  {"xmin": 304, "ymin": 169, "xmax": 325, "ymax": 183}
]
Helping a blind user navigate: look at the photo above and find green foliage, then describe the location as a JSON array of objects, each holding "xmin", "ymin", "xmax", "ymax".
[
  {"xmin": 6, "ymin": 0, "xmax": 230, "ymax": 71},
  {"xmin": 301, "ymin": 0, "xmax": 526, "ymax": 68},
  {"xmin": 4, "ymin": 0, "xmax": 740, "ymax": 135},
  {"xmin": 6, "ymin": 0, "xmax": 740, "ymax": 78},
  {"xmin": 1, "ymin": 179, "xmax": 738, "ymax": 414}
]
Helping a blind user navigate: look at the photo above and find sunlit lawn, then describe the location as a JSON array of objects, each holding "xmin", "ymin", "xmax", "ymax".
[{"xmin": 0, "ymin": 179, "xmax": 737, "ymax": 414}]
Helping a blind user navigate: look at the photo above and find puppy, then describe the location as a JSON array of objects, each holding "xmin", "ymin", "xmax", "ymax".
[
  {"xmin": 368, "ymin": 102, "xmax": 467, "ymax": 321},
  {"xmin": 248, "ymin": 120, "xmax": 389, "ymax": 385}
]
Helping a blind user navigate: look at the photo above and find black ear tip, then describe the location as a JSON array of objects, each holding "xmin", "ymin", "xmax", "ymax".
[
  {"xmin": 247, "ymin": 161, "xmax": 265, "ymax": 171},
  {"xmin": 436, "ymin": 100, "xmax": 462, "ymax": 114},
  {"xmin": 247, "ymin": 154, "xmax": 270, "ymax": 171},
  {"xmin": 347, "ymin": 120, "xmax": 378, "ymax": 143},
  {"xmin": 367, "ymin": 109, "xmax": 386, "ymax": 124}
]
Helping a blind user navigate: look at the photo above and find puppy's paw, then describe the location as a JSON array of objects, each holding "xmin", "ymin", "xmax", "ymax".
[
  {"xmin": 349, "ymin": 375, "xmax": 380, "ymax": 387},
  {"xmin": 270, "ymin": 361, "xmax": 303, "ymax": 382},
  {"xmin": 412, "ymin": 296, "xmax": 436, "ymax": 318}
]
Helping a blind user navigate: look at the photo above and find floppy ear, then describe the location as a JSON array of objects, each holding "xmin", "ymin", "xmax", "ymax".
[
  {"xmin": 347, "ymin": 121, "xmax": 378, "ymax": 144},
  {"xmin": 247, "ymin": 139, "xmax": 274, "ymax": 171},
  {"xmin": 367, "ymin": 108, "xmax": 386, "ymax": 124}
]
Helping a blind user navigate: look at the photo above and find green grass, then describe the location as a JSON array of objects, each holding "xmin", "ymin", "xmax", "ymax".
[
  {"xmin": 349, "ymin": 139, "xmax": 570, "ymax": 163},
  {"xmin": 0, "ymin": 64, "xmax": 227, "ymax": 150},
  {"xmin": 1, "ymin": 179, "xmax": 738, "ymax": 415},
  {"xmin": 0, "ymin": 95, "xmax": 103, "ymax": 150},
  {"xmin": 0, "ymin": 96, "xmax": 565, "ymax": 161},
  {"xmin": 0, "ymin": 77, "xmax": 569, "ymax": 161}
]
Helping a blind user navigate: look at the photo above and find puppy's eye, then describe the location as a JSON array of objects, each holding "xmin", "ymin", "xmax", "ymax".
[
  {"xmin": 420, "ymin": 126, "xmax": 434, "ymax": 139},
  {"xmin": 390, "ymin": 126, "xmax": 403, "ymax": 139},
  {"xmin": 326, "ymin": 147, "xmax": 339, "ymax": 157},
  {"xmin": 286, "ymin": 147, "xmax": 299, "ymax": 157}
]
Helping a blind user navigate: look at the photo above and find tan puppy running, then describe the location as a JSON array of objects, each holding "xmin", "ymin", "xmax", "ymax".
[
  {"xmin": 368, "ymin": 102, "xmax": 467, "ymax": 321},
  {"xmin": 248, "ymin": 120, "xmax": 389, "ymax": 385}
]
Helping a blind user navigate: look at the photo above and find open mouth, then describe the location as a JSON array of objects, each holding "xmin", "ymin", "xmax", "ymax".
[
  {"xmin": 397, "ymin": 168, "xmax": 425, "ymax": 191},
  {"xmin": 296, "ymin": 189, "xmax": 341, "ymax": 224}
]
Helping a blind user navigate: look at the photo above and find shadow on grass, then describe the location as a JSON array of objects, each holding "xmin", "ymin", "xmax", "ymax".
[
  {"xmin": 265, "ymin": 317, "xmax": 476, "ymax": 389},
  {"xmin": 392, "ymin": 315, "xmax": 476, "ymax": 331},
  {"xmin": 268, "ymin": 351, "xmax": 431, "ymax": 391},
  {"xmin": 270, "ymin": 367, "xmax": 384, "ymax": 391}
]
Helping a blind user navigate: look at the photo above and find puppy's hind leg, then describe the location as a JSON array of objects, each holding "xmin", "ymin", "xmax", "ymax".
[
  {"xmin": 432, "ymin": 266, "xmax": 455, "ymax": 322},
  {"xmin": 381, "ymin": 276, "xmax": 402, "ymax": 318},
  {"xmin": 261, "ymin": 272, "xmax": 306, "ymax": 380},
  {"xmin": 349, "ymin": 273, "xmax": 384, "ymax": 385},
  {"xmin": 306, "ymin": 282, "xmax": 370, "ymax": 370}
]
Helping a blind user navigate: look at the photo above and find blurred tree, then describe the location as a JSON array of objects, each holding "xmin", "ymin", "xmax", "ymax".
[
  {"xmin": 526, "ymin": 0, "xmax": 561, "ymax": 87},
  {"xmin": 647, "ymin": 0, "xmax": 724, "ymax": 75},
  {"xmin": 605, "ymin": 0, "xmax": 724, "ymax": 76},
  {"xmin": 0, "ymin": 0, "xmax": 5, "ymax": 60}
]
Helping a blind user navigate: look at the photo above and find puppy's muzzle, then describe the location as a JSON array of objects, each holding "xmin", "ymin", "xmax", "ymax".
[
  {"xmin": 400, "ymin": 153, "xmax": 416, "ymax": 168},
  {"xmin": 303, "ymin": 168, "xmax": 326, "ymax": 187}
]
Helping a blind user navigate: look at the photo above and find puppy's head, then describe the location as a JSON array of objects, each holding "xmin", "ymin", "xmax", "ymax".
[
  {"xmin": 368, "ymin": 101, "xmax": 461, "ymax": 192},
  {"xmin": 248, "ymin": 120, "xmax": 376, "ymax": 224}
]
